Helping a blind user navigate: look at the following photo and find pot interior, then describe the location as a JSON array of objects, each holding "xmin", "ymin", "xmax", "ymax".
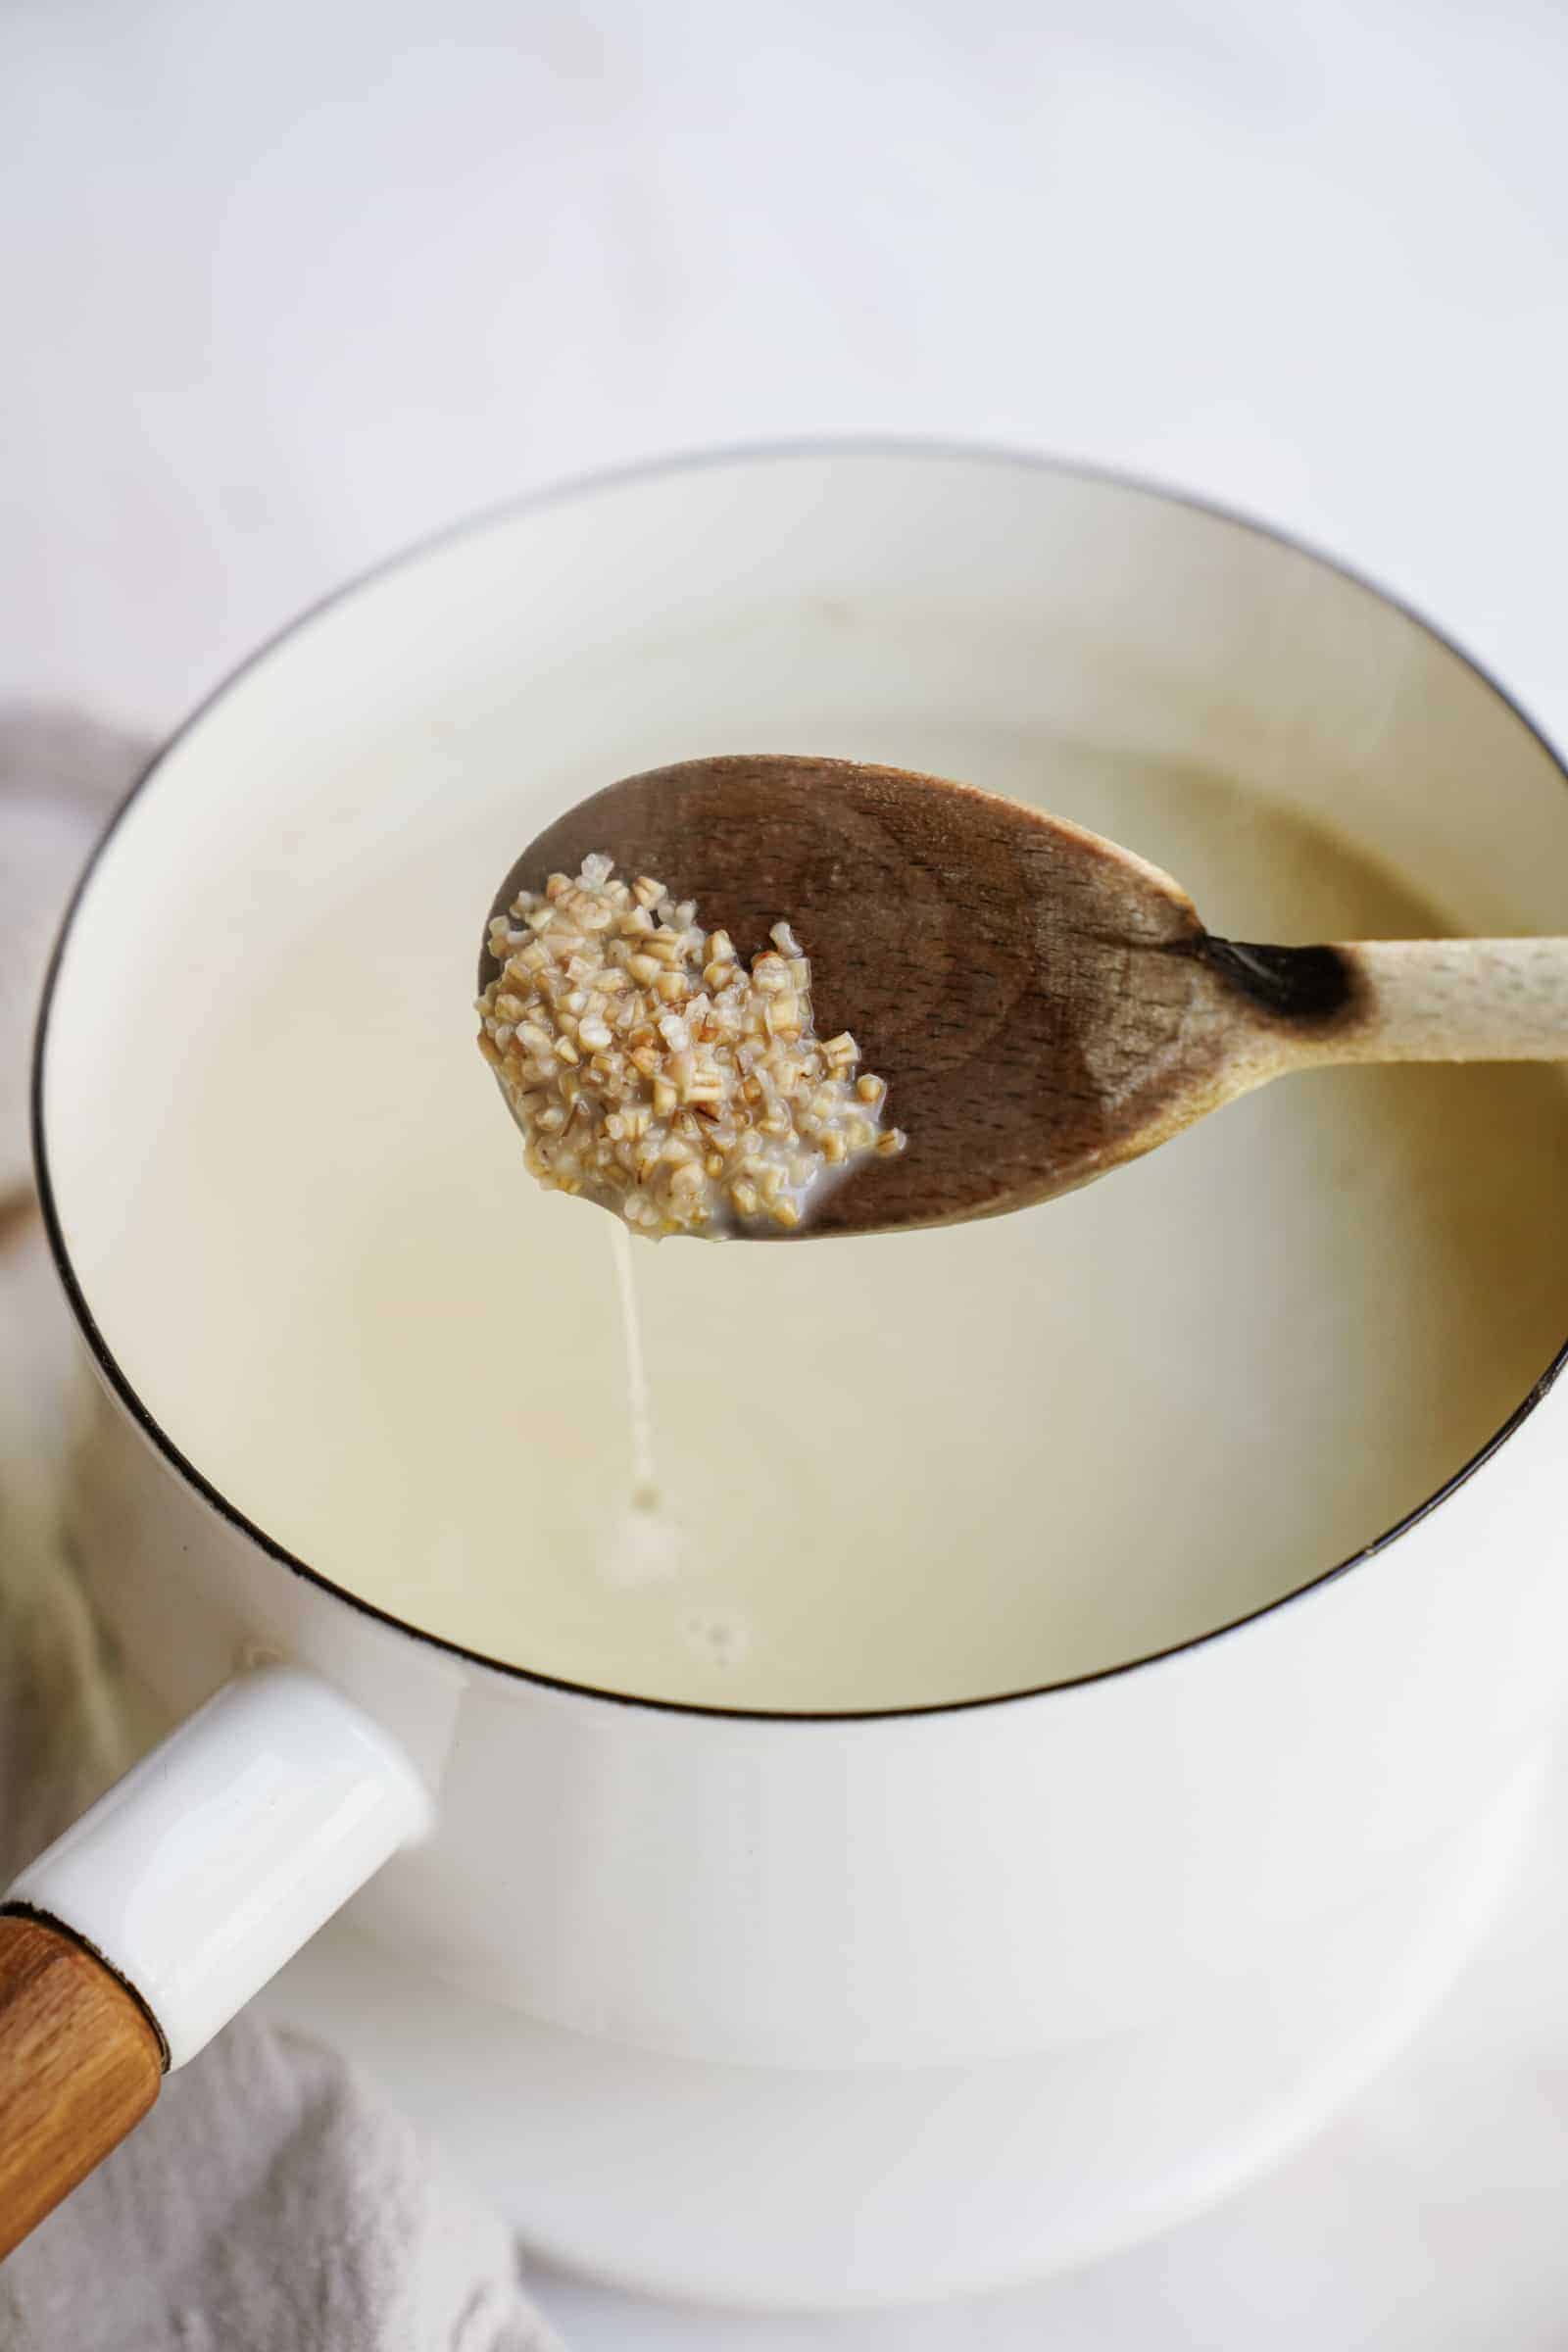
[{"xmin": 39, "ymin": 450, "xmax": 1568, "ymax": 1711}]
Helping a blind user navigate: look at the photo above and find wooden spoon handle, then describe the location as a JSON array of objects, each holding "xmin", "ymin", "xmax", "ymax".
[
  {"xmin": 1321, "ymin": 938, "xmax": 1568, "ymax": 1064},
  {"xmin": 0, "ymin": 1911, "xmax": 164, "ymax": 2259}
]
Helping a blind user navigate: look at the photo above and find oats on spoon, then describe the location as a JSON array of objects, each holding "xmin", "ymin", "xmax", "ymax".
[{"xmin": 478, "ymin": 853, "xmax": 903, "ymax": 1239}]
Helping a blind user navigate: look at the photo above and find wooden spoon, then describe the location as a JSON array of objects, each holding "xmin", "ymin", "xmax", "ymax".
[{"xmin": 482, "ymin": 754, "xmax": 1568, "ymax": 1239}]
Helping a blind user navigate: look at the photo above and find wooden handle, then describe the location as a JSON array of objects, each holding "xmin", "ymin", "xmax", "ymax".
[
  {"xmin": 1312, "ymin": 938, "xmax": 1568, "ymax": 1065},
  {"xmin": 0, "ymin": 1912, "xmax": 164, "ymax": 2259}
]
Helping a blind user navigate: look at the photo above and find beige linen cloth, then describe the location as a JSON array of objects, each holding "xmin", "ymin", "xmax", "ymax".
[{"xmin": 0, "ymin": 710, "xmax": 563, "ymax": 2352}]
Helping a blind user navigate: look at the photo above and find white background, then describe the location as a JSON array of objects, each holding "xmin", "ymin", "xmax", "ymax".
[{"xmin": 6, "ymin": 3, "xmax": 1568, "ymax": 2343}]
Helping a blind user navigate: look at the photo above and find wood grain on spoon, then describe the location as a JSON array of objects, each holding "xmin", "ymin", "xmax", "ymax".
[{"xmin": 483, "ymin": 755, "xmax": 1568, "ymax": 1239}]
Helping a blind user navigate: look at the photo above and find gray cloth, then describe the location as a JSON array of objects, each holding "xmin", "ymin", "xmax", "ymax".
[{"xmin": 0, "ymin": 710, "xmax": 563, "ymax": 2352}]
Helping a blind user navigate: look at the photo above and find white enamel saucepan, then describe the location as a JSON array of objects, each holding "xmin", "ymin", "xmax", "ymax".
[{"xmin": 7, "ymin": 446, "xmax": 1568, "ymax": 2305}]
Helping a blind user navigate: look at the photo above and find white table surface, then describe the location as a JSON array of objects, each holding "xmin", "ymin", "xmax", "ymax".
[{"xmin": 6, "ymin": 3, "xmax": 1568, "ymax": 2341}]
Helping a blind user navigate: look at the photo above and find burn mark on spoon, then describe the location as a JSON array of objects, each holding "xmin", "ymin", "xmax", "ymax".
[{"xmin": 1193, "ymin": 935, "xmax": 1359, "ymax": 1026}]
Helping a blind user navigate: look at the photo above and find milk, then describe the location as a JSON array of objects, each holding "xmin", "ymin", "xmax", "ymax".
[{"xmin": 109, "ymin": 740, "xmax": 1568, "ymax": 1710}]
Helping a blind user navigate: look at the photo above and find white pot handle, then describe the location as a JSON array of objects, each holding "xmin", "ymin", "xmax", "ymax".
[{"xmin": 0, "ymin": 1664, "xmax": 431, "ymax": 2253}]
